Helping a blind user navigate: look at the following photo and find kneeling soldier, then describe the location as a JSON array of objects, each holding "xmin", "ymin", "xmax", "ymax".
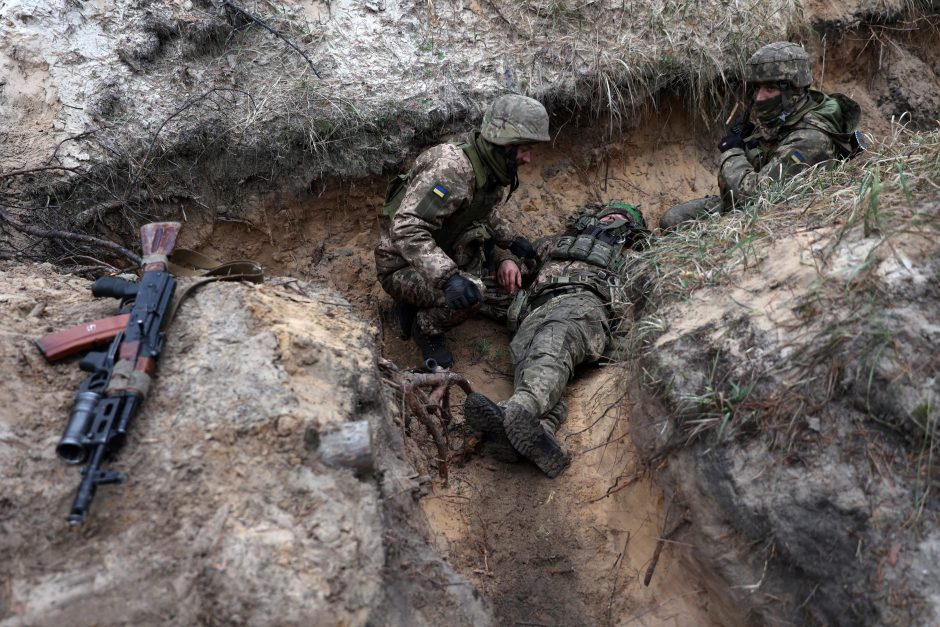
[{"xmin": 374, "ymin": 95, "xmax": 550, "ymax": 368}]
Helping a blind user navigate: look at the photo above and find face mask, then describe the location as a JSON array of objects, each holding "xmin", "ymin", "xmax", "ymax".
[{"xmin": 755, "ymin": 94, "xmax": 785, "ymax": 126}]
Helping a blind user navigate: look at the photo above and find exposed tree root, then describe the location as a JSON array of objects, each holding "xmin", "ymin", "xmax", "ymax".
[
  {"xmin": 0, "ymin": 207, "xmax": 141, "ymax": 265},
  {"xmin": 379, "ymin": 357, "xmax": 473, "ymax": 485}
]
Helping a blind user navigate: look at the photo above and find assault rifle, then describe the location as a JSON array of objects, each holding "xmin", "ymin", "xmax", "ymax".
[{"xmin": 36, "ymin": 222, "xmax": 180, "ymax": 524}]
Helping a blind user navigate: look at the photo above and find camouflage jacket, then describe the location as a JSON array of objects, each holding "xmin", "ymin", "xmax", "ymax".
[
  {"xmin": 374, "ymin": 141, "xmax": 516, "ymax": 288},
  {"xmin": 719, "ymin": 90, "xmax": 860, "ymax": 207}
]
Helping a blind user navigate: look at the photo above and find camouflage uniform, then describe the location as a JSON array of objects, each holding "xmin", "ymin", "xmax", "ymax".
[
  {"xmin": 660, "ymin": 42, "xmax": 862, "ymax": 229},
  {"xmin": 374, "ymin": 139, "xmax": 517, "ymax": 335},
  {"xmin": 466, "ymin": 203, "xmax": 648, "ymax": 477},
  {"xmin": 374, "ymin": 95, "xmax": 550, "ymax": 362}
]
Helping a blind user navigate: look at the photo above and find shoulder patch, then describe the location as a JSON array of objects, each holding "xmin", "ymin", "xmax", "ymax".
[
  {"xmin": 790, "ymin": 150, "xmax": 807, "ymax": 164},
  {"xmin": 415, "ymin": 182, "xmax": 450, "ymax": 219}
]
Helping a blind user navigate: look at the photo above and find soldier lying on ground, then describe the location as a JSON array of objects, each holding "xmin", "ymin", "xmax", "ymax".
[
  {"xmin": 659, "ymin": 41, "xmax": 865, "ymax": 230},
  {"xmin": 374, "ymin": 95, "xmax": 551, "ymax": 369},
  {"xmin": 463, "ymin": 202, "xmax": 650, "ymax": 478}
]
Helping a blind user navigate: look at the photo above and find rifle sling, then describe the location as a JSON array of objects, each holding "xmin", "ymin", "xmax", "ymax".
[{"xmin": 163, "ymin": 249, "xmax": 265, "ymax": 327}]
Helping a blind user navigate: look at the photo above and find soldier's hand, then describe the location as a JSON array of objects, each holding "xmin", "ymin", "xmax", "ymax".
[
  {"xmin": 497, "ymin": 260, "xmax": 522, "ymax": 296},
  {"xmin": 718, "ymin": 129, "xmax": 747, "ymax": 152},
  {"xmin": 728, "ymin": 115, "xmax": 755, "ymax": 138},
  {"xmin": 443, "ymin": 274, "xmax": 483, "ymax": 309}
]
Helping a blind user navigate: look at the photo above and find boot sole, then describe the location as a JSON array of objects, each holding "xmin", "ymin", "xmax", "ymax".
[
  {"xmin": 503, "ymin": 411, "xmax": 571, "ymax": 479},
  {"xmin": 465, "ymin": 393, "xmax": 520, "ymax": 463},
  {"xmin": 464, "ymin": 393, "xmax": 506, "ymax": 433}
]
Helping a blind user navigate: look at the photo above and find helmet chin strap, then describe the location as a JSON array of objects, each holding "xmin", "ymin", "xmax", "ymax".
[{"xmin": 504, "ymin": 146, "xmax": 521, "ymax": 200}]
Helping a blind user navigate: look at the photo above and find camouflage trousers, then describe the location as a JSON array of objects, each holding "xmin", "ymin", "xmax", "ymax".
[
  {"xmin": 507, "ymin": 289, "xmax": 610, "ymax": 431},
  {"xmin": 658, "ymin": 195, "xmax": 723, "ymax": 230},
  {"xmin": 379, "ymin": 265, "xmax": 512, "ymax": 336}
]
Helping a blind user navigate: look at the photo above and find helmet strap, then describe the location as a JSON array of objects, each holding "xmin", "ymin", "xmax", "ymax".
[{"xmin": 504, "ymin": 146, "xmax": 520, "ymax": 200}]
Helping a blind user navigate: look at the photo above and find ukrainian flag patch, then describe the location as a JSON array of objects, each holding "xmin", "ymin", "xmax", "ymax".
[
  {"xmin": 415, "ymin": 183, "xmax": 450, "ymax": 219},
  {"xmin": 790, "ymin": 150, "xmax": 806, "ymax": 164}
]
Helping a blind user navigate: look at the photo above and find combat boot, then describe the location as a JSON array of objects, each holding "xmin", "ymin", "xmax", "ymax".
[
  {"xmin": 659, "ymin": 195, "xmax": 722, "ymax": 230},
  {"xmin": 464, "ymin": 393, "xmax": 521, "ymax": 463},
  {"xmin": 503, "ymin": 402, "xmax": 570, "ymax": 478},
  {"xmin": 393, "ymin": 300, "xmax": 418, "ymax": 340},
  {"xmin": 411, "ymin": 322, "xmax": 454, "ymax": 369}
]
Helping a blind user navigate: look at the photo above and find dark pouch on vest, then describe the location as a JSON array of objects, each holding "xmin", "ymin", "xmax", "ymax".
[
  {"xmin": 550, "ymin": 235, "xmax": 577, "ymax": 260},
  {"xmin": 570, "ymin": 234, "xmax": 595, "ymax": 259},
  {"xmin": 584, "ymin": 240, "xmax": 615, "ymax": 267}
]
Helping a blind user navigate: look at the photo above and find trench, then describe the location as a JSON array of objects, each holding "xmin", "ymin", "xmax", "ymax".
[
  {"xmin": 193, "ymin": 27, "xmax": 937, "ymax": 623},
  {"xmin": 196, "ymin": 103, "xmax": 730, "ymax": 625}
]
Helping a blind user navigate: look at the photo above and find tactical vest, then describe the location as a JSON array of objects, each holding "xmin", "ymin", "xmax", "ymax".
[
  {"xmin": 382, "ymin": 141, "xmax": 504, "ymax": 255},
  {"xmin": 745, "ymin": 91, "xmax": 866, "ymax": 168},
  {"xmin": 548, "ymin": 216, "xmax": 631, "ymax": 276}
]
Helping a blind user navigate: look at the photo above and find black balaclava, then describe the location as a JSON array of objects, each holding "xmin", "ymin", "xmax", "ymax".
[{"xmin": 754, "ymin": 81, "xmax": 807, "ymax": 131}]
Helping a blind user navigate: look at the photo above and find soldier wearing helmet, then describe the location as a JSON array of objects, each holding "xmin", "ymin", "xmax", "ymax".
[
  {"xmin": 374, "ymin": 94, "xmax": 551, "ymax": 368},
  {"xmin": 464, "ymin": 201, "xmax": 651, "ymax": 478},
  {"xmin": 660, "ymin": 41, "xmax": 863, "ymax": 229}
]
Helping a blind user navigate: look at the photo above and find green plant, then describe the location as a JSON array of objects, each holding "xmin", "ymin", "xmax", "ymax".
[{"xmin": 470, "ymin": 337, "xmax": 492, "ymax": 362}]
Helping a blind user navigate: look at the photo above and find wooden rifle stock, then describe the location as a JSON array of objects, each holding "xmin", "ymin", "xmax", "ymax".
[
  {"xmin": 35, "ymin": 314, "xmax": 131, "ymax": 362},
  {"xmin": 140, "ymin": 222, "xmax": 180, "ymax": 271}
]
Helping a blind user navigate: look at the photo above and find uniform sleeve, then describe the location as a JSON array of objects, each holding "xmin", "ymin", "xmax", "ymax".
[
  {"xmin": 389, "ymin": 145, "xmax": 476, "ymax": 288},
  {"xmin": 719, "ymin": 127, "xmax": 836, "ymax": 204},
  {"xmin": 487, "ymin": 205, "xmax": 516, "ymax": 246},
  {"xmin": 533, "ymin": 235, "xmax": 555, "ymax": 264}
]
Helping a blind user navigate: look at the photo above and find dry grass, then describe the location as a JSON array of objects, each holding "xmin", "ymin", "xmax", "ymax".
[
  {"xmin": 627, "ymin": 121, "xmax": 940, "ymax": 458},
  {"xmin": 192, "ymin": 0, "xmax": 806, "ymax": 163}
]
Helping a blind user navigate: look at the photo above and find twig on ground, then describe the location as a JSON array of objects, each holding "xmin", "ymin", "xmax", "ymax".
[
  {"xmin": 73, "ymin": 200, "xmax": 126, "ymax": 228},
  {"xmin": 644, "ymin": 512, "xmax": 690, "ymax": 586},
  {"xmin": 0, "ymin": 165, "xmax": 80, "ymax": 180},
  {"xmin": 607, "ymin": 531, "xmax": 632, "ymax": 623},
  {"xmin": 585, "ymin": 472, "xmax": 641, "ymax": 504}
]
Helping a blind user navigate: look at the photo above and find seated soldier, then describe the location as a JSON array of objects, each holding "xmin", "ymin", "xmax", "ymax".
[
  {"xmin": 660, "ymin": 41, "xmax": 864, "ymax": 230},
  {"xmin": 464, "ymin": 201, "xmax": 650, "ymax": 478}
]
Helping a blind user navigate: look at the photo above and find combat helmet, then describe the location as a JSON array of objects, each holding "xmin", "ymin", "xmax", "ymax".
[
  {"xmin": 569, "ymin": 201, "xmax": 650, "ymax": 249},
  {"xmin": 746, "ymin": 42, "xmax": 813, "ymax": 127},
  {"xmin": 596, "ymin": 202, "xmax": 647, "ymax": 231},
  {"xmin": 480, "ymin": 95, "xmax": 550, "ymax": 146},
  {"xmin": 745, "ymin": 42, "xmax": 813, "ymax": 89}
]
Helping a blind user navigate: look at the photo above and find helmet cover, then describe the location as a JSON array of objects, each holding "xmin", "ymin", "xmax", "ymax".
[
  {"xmin": 745, "ymin": 42, "xmax": 812, "ymax": 89},
  {"xmin": 480, "ymin": 95, "xmax": 551, "ymax": 146}
]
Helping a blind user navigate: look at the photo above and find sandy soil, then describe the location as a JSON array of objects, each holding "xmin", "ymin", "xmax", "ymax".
[
  {"xmin": 188, "ymin": 35, "xmax": 930, "ymax": 620},
  {"xmin": 403, "ymin": 320, "xmax": 722, "ymax": 626}
]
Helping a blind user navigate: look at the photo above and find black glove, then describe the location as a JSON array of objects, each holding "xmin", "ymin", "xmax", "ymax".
[
  {"xmin": 729, "ymin": 116, "xmax": 755, "ymax": 137},
  {"xmin": 443, "ymin": 274, "xmax": 482, "ymax": 310},
  {"xmin": 719, "ymin": 129, "xmax": 746, "ymax": 152},
  {"xmin": 720, "ymin": 116, "xmax": 757, "ymax": 152}
]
